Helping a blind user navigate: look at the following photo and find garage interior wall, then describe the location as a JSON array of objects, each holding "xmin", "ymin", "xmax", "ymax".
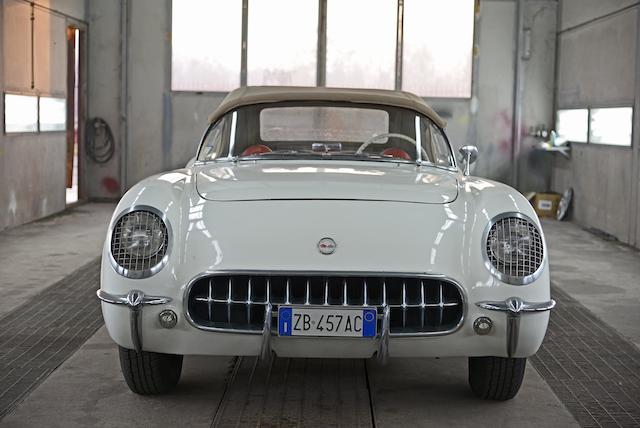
[
  {"xmin": 0, "ymin": 0, "xmax": 85, "ymax": 231},
  {"xmin": 550, "ymin": 0, "xmax": 640, "ymax": 247},
  {"xmin": 1, "ymin": 0, "xmax": 561, "ymax": 232},
  {"xmin": 102, "ymin": 0, "xmax": 558, "ymax": 190}
]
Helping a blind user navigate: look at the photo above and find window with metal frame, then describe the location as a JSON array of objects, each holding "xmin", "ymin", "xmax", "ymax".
[
  {"xmin": 325, "ymin": 0, "xmax": 397, "ymax": 90},
  {"xmin": 589, "ymin": 107, "xmax": 633, "ymax": 147},
  {"xmin": 555, "ymin": 107, "xmax": 633, "ymax": 147},
  {"xmin": 171, "ymin": 0, "xmax": 242, "ymax": 91},
  {"xmin": 3, "ymin": 93, "xmax": 66, "ymax": 134},
  {"xmin": 556, "ymin": 109, "xmax": 588, "ymax": 143},
  {"xmin": 3, "ymin": 93, "xmax": 38, "ymax": 133},
  {"xmin": 247, "ymin": 0, "xmax": 318, "ymax": 86},
  {"xmin": 170, "ymin": 0, "xmax": 476, "ymax": 97},
  {"xmin": 402, "ymin": 0, "xmax": 474, "ymax": 98}
]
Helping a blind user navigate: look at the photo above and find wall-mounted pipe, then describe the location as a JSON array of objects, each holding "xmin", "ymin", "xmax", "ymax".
[
  {"xmin": 119, "ymin": 0, "xmax": 129, "ymax": 192},
  {"xmin": 394, "ymin": 0, "xmax": 404, "ymax": 91},
  {"xmin": 630, "ymin": 7, "xmax": 640, "ymax": 246},
  {"xmin": 316, "ymin": 0, "xmax": 327, "ymax": 87},
  {"xmin": 30, "ymin": 2, "xmax": 35, "ymax": 89},
  {"xmin": 511, "ymin": 0, "xmax": 525, "ymax": 189}
]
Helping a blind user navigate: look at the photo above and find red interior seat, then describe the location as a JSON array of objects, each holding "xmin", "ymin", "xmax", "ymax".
[
  {"xmin": 241, "ymin": 145, "xmax": 272, "ymax": 156},
  {"xmin": 381, "ymin": 147, "xmax": 411, "ymax": 160}
]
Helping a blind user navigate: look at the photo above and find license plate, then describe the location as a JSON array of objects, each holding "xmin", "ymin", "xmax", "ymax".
[{"xmin": 278, "ymin": 306, "xmax": 377, "ymax": 337}]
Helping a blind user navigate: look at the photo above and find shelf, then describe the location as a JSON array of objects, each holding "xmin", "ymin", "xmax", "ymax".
[{"xmin": 535, "ymin": 144, "xmax": 571, "ymax": 158}]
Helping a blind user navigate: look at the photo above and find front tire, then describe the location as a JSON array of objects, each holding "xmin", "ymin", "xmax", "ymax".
[
  {"xmin": 468, "ymin": 356, "xmax": 526, "ymax": 400},
  {"xmin": 118, "ymin": 346, "xmax": 183, "ymax": 395}
]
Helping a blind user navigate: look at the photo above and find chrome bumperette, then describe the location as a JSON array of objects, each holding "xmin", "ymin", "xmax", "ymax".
[
  {"xmin": 481, "ymin": 212, "xmax": 546, "ymax": 286},
  {"xmin": 260, "ymin": 303, "xmax": 273, "ymax": 361},
  {"xmin": 97, "ymin": 289, "xmax": 172, "ymax": 353},
  {"xmin": 378, "ymin": 305, "xmax": 391, "ymax": 364},
  {"xmin": 107, "ymin": 205, "xmax": 172, "ymax": 279},
  {"xmin": 477, "ymin": 297, "xmax": 556, "ymax": 357}
]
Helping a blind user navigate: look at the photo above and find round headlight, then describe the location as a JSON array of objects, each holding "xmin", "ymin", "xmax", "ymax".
[
  {"xmin": 484, "ymin": 214, "xmax": 544, "ymax": 285},
  {"xmin": 110, "ymin": 208, "xmax": 170, "ymax": 278}
]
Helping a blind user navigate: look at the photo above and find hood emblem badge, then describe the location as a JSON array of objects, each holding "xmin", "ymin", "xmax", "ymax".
[{"xmin": 318, "ymin": 237, "xmax": 337, "ymax": 255}]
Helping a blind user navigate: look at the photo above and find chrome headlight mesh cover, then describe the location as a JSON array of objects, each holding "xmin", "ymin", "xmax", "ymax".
[
  {"xmin": 108, "ymin": 205, "xmax": 171, "ymax": 279},
  {"xmin": 482, "ymin": 212, "xmax": 545, "ymax": 285}
]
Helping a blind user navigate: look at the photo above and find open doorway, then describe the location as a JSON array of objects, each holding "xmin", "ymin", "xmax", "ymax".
[{"xmin": 66, "ymin": 25, "xmax": 84, "ymax": 205}]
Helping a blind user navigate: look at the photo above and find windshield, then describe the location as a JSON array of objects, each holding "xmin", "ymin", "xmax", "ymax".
[{"xmin": 197, "ymin": 101, "xmax": 455, "ymax": 168}]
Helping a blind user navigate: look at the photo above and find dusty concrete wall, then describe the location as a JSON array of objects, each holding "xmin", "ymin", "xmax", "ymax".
[
  {"xmin": 0, "ymin": 0, "xmax": 85, "ymax": 231},
  {"xmin": 517, "ymin": 0, "xmax": 557, "ymax": 193},
  {"xmin": 126, "ymin": 0, "xmax": 170, "ymax": 186},
  {"xmin": 84, "ymin": 0, "xmax": 122, "ymax": 200},
  {"xmin": 551, "ymin": 0, "xmax": 639, "ymax": 245},
  {"xmin": 474, "ymin": 0, "xmax": 517, "ymax": 183}
]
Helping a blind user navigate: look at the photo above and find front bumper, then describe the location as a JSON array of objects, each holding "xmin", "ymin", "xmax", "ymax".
[{"xmin": 97, "ymin": 288, "xmax": 554, "ymax": 360}]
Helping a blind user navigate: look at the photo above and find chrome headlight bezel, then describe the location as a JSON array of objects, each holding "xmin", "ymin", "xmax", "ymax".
[
  {"xmin": 482, "ymin": 212, "xmax": 546, "ymax": 286},
  {"xmin": 107, "ymin": 205, "xmax": 172, "ymax": 279}
]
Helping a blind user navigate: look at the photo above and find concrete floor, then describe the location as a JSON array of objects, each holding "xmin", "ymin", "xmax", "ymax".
[
  {"xmin": 1, "ymin": 205, "xmax": 639, "ymax": 427},
  {"xmin": 542, "ymin": 219, "xmax": 640, "ymax": 349},
  {"xmin": 0, "ymin": 203, "xmax": 114, "ymax": 318}
]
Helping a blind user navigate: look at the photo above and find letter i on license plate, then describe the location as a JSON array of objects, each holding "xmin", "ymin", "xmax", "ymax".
[{"xmin": 278, "ymin": 307, "xmax": 377, "ymax": 337}]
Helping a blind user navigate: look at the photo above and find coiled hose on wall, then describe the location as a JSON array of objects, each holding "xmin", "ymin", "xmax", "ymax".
[{"xmin": 86, "ymin": 117, "xmax": 115, "ymax": 164}]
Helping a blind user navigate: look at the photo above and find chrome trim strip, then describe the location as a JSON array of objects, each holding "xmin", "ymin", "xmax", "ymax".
[
  {"xmin": 378, "ymin": 305, "xmax": 390, "ymax": 364},
  {"xmin": 260, "ymin": 303, "xmax": 272, "ymax": 360},
  {"xmin": 97, "ymin": 289, "xmax": 172, "ymax": 352},
  {"xmin": 97, "ymin": 289, "xmax": 171, "ymax": 307},
  {"xmin": 481, "ymin": 211, "xmax": 547, "ymax": 286},
  {"xmin": 476, "ymin": 297, "xmax": 556, "ymax": 357},
  {"xmin": 182, "ymin": 271, "xmax": 467, "ymax": 338},
  {"xmin": 107, "ymin": 204, "xmax": 173, "ymax": 279},
  {"xmin": 226, "ymin": 110, "xmax": 237, "ymax": 159}
]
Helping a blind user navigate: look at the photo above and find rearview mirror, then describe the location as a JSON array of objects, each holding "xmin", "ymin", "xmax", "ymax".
[{"xmin": 458, "ymin": 145, "xmax": 478, "ymax": 176}]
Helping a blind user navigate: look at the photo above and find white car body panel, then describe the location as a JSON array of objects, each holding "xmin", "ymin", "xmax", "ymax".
[
  {"xmin": 100, "ymin": 160, "xmax": 551, "ymax": 359},
  {"xmin": 196, "ymin": 162, "xmax": 458, "ymax": 204}
]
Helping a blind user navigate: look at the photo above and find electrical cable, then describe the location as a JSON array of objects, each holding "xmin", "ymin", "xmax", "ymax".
[{"xmin": 86, "ymin": 117, "xmax": 115, "ymax": 164}]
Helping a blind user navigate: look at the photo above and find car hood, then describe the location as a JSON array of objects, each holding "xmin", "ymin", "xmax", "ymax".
[{"xmin": 195, "ymin": 161, "xmax": 458, "ymax": 204}]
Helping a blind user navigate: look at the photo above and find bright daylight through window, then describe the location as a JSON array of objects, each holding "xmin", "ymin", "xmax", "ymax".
[
  {"xmin": 325, "ymin": 0, "xmax": 397, "ymax": 89},
  {"xmin": 247, "ymin": 0, "xmax": 318, "ymax": 86},
  {"xmin": 556, "ymin": 109, "xmax": 588, "ymax": 143},
  {"xmin": 171, "ymin": 0, "xmax": 475, "ymax": 97},
  {"xmin": 402, "ymin": 0, "xmax": 474, "ymax": 98},
  {"xmin": 171, "ymin": 0, "xmax": 242, "ymax": 91},
  {"xmin": 589, "ymin": 107, "xmax": 633, "ymax": 147},
  {"xmin": 4, "ymin": 94, "xmax": 38, "ymax": 133}
]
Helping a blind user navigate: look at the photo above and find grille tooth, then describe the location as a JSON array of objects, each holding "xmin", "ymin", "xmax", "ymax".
[
  {"xmin": 486, "ymin": 216, "xmax": 544, "ymax": 281},
  {"xmin": 187, "ymin": 275, "xmax": 464, "ymax": 334}
]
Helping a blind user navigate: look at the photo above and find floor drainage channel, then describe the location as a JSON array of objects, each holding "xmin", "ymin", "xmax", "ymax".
[
  {"xmin": 211, "ymin": 356, "xmax": 375, "ymax": 427},
  {"xmin": 0, "ymin": 258, "xmax": 103, "ymax": 420},
  {"xmin": 530, "ymin": 285, "xmax": 640, "ymax": 428}
]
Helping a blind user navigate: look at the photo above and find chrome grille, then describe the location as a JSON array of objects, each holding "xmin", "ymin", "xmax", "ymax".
[
  {"xmin": 186, "ymin": 274, "xmax": 464, "ymax": 335},
  {"xmin": 110, "ymin": 210, "xmax": 168, "ymax": 276},
  {"xmin": 486, "ymin": 216, "xmax": 544, "ymax": 280}
]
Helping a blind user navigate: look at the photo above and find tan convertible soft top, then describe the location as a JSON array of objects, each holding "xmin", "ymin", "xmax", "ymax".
[{"xmin": 207, "ymin": 86, "xmax": 446, "ymax": 129}]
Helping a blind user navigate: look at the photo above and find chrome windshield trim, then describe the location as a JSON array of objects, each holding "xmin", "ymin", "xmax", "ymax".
[
  {"xmin": 182, "ymin": 271, "xmax": 467, "ymax": 338},
  {"xmin": 226, "ymin": 110, "xmax": 238, "ymax": 160}
]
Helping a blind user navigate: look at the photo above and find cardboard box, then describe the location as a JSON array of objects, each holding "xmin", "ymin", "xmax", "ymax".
[{"xmin": 533, "ymin": 192, "xmax": 561, "ymax": 218}]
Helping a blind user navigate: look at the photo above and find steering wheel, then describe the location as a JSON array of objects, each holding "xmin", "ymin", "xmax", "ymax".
[{"xmin": 355, "ymin": 133, "xmax": 430, "ymax": 161}]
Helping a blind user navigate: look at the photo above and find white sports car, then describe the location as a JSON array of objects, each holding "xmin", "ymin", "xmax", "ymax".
[{"xmin": 98, "ymin": 86, "xmax": 554, "ymax": 400}]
